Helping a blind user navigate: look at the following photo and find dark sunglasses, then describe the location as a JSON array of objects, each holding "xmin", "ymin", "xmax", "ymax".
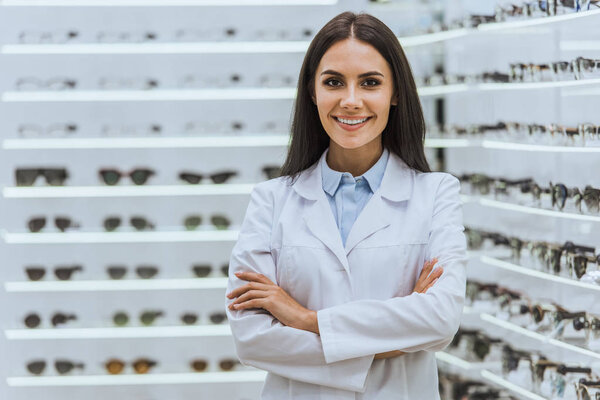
[
  {"xmin": 112, "ymin": 310, "xmax": 164, "ymax": 326},
  {"xmin": 191, "ymin": 263, "xmax": 229, "ymax": 278},
  {"xmin": 99, "ymin": 168, "xmax": 155, "ymax": 185},
  {"xmin": 104, "ymin": 358, "xmax": 157, "ymax": 374},
  {"xmin": 183, "ymin": 214, "xmax": 231, "ymax": 230},
  {"xmin": 24, "ymin": 312, "xmax": 77, "ymax": 328},
  {"xmin": 27, "ymin": 216, "xmax": 79, "ymax": 233},
  {"xmin": 27, "ymin": 359, "xmax": 84, "ymax": 375},
  {"xmin": 262, "ymin": 165, "xmax": 281, "ymax": 180},
  {"xmin": 550, "ymin": 182, "xmax": 582, "ymax": 211},
  {"xmin": 577, "ymin": 379, "xmax": 600, "ymax": 400},
  {"xmin": 15, "ymin": 168, "xmax": 68, "ymax": 186},
  {"xmin": 25, "ymin": 264, "xmax": 83, "ymax": 281},
  {"xmin": 583, "ymin": 186, "xmax": 600, "ymax": 213},
  {"xmin": 189, "ymin": 358, "xmax": 240, "ymax": 372},
  {"xmin": 178, "ymin": 170, "xmax": 238, "ymax": 184},
  {"xmin": 103, "ymin": 216, "xmax": 155, "ymax": 232},
  {"xmin": 181, "ymin": 312, "xmax": 199, "ymax": 325},
  {"xmin": 106, "ymin": 265, "xmax": 158, "ymax": 279},
  {"xmin": 209, "ymin": 312, "xmax": 227, "ymax": 324}
]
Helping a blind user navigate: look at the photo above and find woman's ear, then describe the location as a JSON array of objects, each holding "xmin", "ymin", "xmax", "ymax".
[{"xmin": 391, "ymin": 92, "xmax": 398, "ymax": 106}]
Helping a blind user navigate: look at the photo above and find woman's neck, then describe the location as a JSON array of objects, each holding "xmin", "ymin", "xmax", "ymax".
[{"xmin": 326, "ymin": 140, "xmax": 383, "ymax": 177}]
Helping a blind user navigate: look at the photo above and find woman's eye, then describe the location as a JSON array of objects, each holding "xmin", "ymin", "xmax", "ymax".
[
  {"xmin": 363, "ymin": 79, "xmax": 380, "ymax": 86},
  {"xmin": 323, "ymin": 78, "xmax": 380, "ymax": 87},
  {"xmin": 324, "ymin": 79, "xmax": 341, "ymax": 87}
]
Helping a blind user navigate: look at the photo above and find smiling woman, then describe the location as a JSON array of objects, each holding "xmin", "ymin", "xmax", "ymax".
[{"xmin": 225, "ymin": 11, "xmax": 467, "ymax": 400}]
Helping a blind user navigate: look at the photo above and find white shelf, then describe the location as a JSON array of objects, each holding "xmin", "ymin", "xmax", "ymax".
[
  {"xmin": 5, "ymin": 324, "xmax": 231, "ymax": 340},
  {"xmin": 480, "ymin": 140, "xmax": 600, "ymax": 153},
  {"xmin": 477, "ymin": 78, "xmax": 600, "ymax": 91},
  {"xmin": 1, "ymin": 87, "xmax": 296, "ymax": 103},
  {"xmin": 480, "ymin": 370, "xmax": 547, "ymax": 400},
  {"xmin": 477, "ymin": 8, "xmax": 600, "ymax": 31},
  {"xmin": 2, "ymin": 135, "xmax": 289, "ymax": 150},
  {"xmin": 1, "ymin": 230, "xmax": 239, "ymax": 244},
  {"xmin": 4, "ymin": 277, "xmax": 228, "ymax": 292},
  {"xmin": 435, "ymin": 351, "xmax": 477, "ymax": 371},
  {"xmin": 425, "ymin": 138, "xmax": 474, "ymax": 148},
  {"xmin": 3, "ymin": 184, "xmax": 255, "ymax": 199},
  {"xmin": 6, "ymin": 370, "xmax": 266, "ymax": 387},
  {"xmin": 418, "ymin": 84, "xmax": 469, "ymax": 97},
  {"xmin": 2, "ymin": 0, "xmax": 335, "ymax": 6}
]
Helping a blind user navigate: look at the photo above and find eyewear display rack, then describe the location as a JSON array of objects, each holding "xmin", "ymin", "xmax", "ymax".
[{"xmin": 0, "ymin": 1, "xmax": 441, "ymax": 399}]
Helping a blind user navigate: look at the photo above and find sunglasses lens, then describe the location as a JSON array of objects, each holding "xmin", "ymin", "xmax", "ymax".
[
  {"xmin": 211, "ymin": 215, "xmax": 230, "ymax": 230},
  {"xmin": 209, "ymin": 312, "xmax": 227, "ymax": 324},
  {"xmin": 104, "ymin": 217, "xmax": 121, "ymax": 232},
  {"xmin": 100, "ymin": 170, "xmax": 120, "ymax": 185},
  {"xmin": 27, "ymin": 360, "xmax": 46, "ymax": 375},
  {"xmin": 192, "ymin": 264, "xmax": 211, "ymax": 278},
  {"xmin": 133, "ymin": 359, "xmax": 156, "ymax": 374},
  {"xmin": 131, "ymin": 217, "xmax": 152, "ymax": 231},
  {"xmin": 140, "ymin": 311, "xmax": 162, "ymax": 326},
  {"xmin": 184, "ymin": 216, "xmax": 202, "ymax": 230},
  {"xmin": 179, "ymin": 172, "xmax": 203, "ymax": 184},
  {"xmin": 54, "ymin": 265, "xmax": 82, "ymax": 280},
  {"xmin": 191, "ymin": 359, "xmax": 208, "ymax": 372},
  {"xmin": 44, "ymin": 169, "xmax": 68, "ymax": 186},
  {"xmin": 130, "ymin": 169, "xmax": 153, "ymax": 185},
  {"xmin": 52, "ymin": 313, "xmax": 76, "ymax": 327},
  {"xmin": 136, "ymin": 266, "xmax": 158, "ymax": 279},
  {"xmin": 113, "ymin": 312, "xmax": 129, "ymax": 326},
  {"xmin": 15, "ymin": 169, "xmax": 39, "ymax": 186},
  {"xmin": 220, "ymin": 264, "xmax": 229, "ymax": 277},
  {"xmin": 55, "ymin": 360, "xmax": 77, "ymax": 374},
  {"xmin": 24, "ymin": 313, "xmax": 41, "ymax": 328},
  {"xmin": 210, "ymin": 171, "xmax": 237, "ymax": 184},
  {"xmin": 262, "ymin": 166, "xmax": 280, "ymax": 180},
  {"xmin": 105, "ymin": 359, "xmax": 124, "ymax": 374},
  {"xmin": 181, "ymin": 313, "xmax": 198, "ymax": 325},
  {"xmin": 107, "ymin": 266, "xmax": 127, "ymax": 279},
  {"xmin": 28, "ymin": 217, "xmax": 46, "ymax": 232},
  {"xmin": 55, "ymin": 217, "xmax": 74, "ymax": 232},
  {"xmin": 25, "ymin": 267, "xmax": 45, "ymax": 281},
  {"xmin": 219, "ymin": 359, "xmax": 237, "ymax": 371},
  {"xmin": 574, "ymin": 256, "xmax": 587, "ymax": 279}
]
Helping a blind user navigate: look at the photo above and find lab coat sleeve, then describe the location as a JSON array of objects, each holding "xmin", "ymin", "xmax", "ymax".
[
  {"xmin": 317, "ymin": 174, "xmax": 467, "ymax": 363},
  {"xmin": 225, "ymin": 182, "xmax": 375, "ymax": 392}
]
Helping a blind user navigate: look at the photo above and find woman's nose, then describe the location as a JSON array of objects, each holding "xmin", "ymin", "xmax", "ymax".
[{"xmin": 339, "ymin": 86, "xmax": 362, "ymax": 108}]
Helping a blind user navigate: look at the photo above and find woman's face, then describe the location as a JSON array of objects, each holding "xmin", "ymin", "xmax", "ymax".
[{"xmin": 312, "ymin": 38, "xmax": 397, "ymax": 151}]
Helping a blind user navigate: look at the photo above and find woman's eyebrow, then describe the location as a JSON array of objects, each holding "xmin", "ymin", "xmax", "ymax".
[{"xmin": 320, "ymin": 69, "xmax": 384, "ymax": 78}]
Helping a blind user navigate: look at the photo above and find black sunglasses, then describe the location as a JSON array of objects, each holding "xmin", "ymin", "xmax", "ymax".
[
  {"xmin": 25, "ymin": 264, "xmax": 83, "ymax": 281},
  {"xmin": 99, "ymin": 168, "xmax": 155, "ymax": 185},
  {"xmin": 209, "ymin": 312, "xmax": 228, "ymax": 324},
  {"xmin": 24, "ymin": 312, "xmax": 77, "ymax": 328},
  {"xmin": 262, "ymin": 165, "xmax": 281, "ymax": 180},
  {"xmin": 15, "ymin": 168, "xmax": 68, "ymax": 186},
  {"xmin": 191, "ymin": 263, "xmax": 229, "ymax": 278},
  {"xmin": 106, "ymin": 265, "xmax": 158, "ymax": 280},
  {"xmin": 27, "ymin": 359, "xmax": 84, "ymax": 375},
  {"xmin": 103, "ymin": 216, "xmax": 155, "ymax": 232},
  {"xmin": 112, "ymin": 310, "xmax": 164, "ymax": 326},
  {"xmin": 27, "ymin": 216, "xmax": 79, "ymax": 233},
  {"xmin": 178, "ymin": 170, "xmax": 238, "ymax": 184}
]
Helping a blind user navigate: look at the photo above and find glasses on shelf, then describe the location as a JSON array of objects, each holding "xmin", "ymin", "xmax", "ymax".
[
  {"xmin": 96, "ymin": 30, "xmax": 158, "ymax": 43},
  {"xmin": 178, "ymin": 170, "xmax": 238, "ymax": 185},
  {"xmin": 24, "ymin": 312, "xmax": 77, "ymax": 329},
  {"xmin": 106, "ymin": 265, "xmax": 158, "ymax": 280},
  {"xmin": 26, "ymin": 359, "xmax": 84, "ymax": 375},
  {"xmin": 104, "ymin": 358, "xmax": 157, "ymax": 374},
  {"xmin": 27, "ymin": 216, "xmax": 79, "ymax": 233},
  {"xmin": 15, "ymin": 77, "xmax": 77, "ymax": 91},
  {"xmin": 262, "ymin": 165, "xmax": 281, "ymax": 180},
  {"xmin": 182, "ymin": 214, "xmax": 231, "ymax": 231},
  {"xmin": 18, "ymin": 123, "xmax": 78, "ymax": 138},
  {"xmin": 100, "ymin": 123, "xmax": 163, "ymax": 137},
  {"xmin": 103, "ymin": 216, "xmax": 155, "ymax": 232},
  {"xmin": 25, "ymin": 265, "xmax": 83, "ymax": 281},
  {"xmin": 191, "ymin": 263, "xmax": 229, "ymax": 278},
  {"xmin": 15, "ymin": 168, "xmax": 68, "ymax": 186},
  {"xmin": 98, "ymin": 76, "xmax": 159, "ymax": 91},
  {"xmin": 99, "ymin": 168, "xmax": 155, "ymax": 185},
  {"xmin": 112, "ymin": 310, "xmax": 164, "ymax": 326},
  {"xmin": 19, "ymin": 29, "xmax": 79, "ymax": 44}
]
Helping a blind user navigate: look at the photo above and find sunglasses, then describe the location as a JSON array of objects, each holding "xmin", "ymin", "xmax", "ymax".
[
  {"xmin": 112, "ymin": 310, "xmax": 164, "ymax": 326},
  {"xmin": 18, "ymin": 122, "xmax": 78, "ymax": 138},
  {"xmin": 191, "ymin": 263, "xmax": 229, "ymax": 278},
  {"xmin": 104, "ymin": 358, "xmax": 157, "ymax": 374},
  {"xmin": 565, "ymin": 246, "xmax": 599, "ymax": 279},
  {"xmin": 183, "ymin": 214, "xmax": 231, "ymax": 230},
  {"xmin": 550, "ymin": 182, "xmax": 582, "ymax": 211},
  {"xmin": 26, "ymin": 359, "xmax": 84, "ymax": 375},
  {"xmin": 15, "ymin": 168, "xmax": 68, "ymax": 186},
  {"xmin": 25, "ymin": 264, "xmax": 83, "ymax": 281},
  {"xmin": 24, "ymin": 312, "xmax": 77, "ymax": 328},
  {"xmin": 262, "ymin": 165, "xmax": 281, "ymax": 180},
  {"xmin": 583, "ymin": 186, "xmax": 600, "ymax": 214},
  {"xmin": 106, "ymin": 265, "xmax": 158, "ymax": 280},
  {"xmin": 99, "ymin": 168, "xmax": 155, "ymax": 185},
  {"xmin": 16, "ymin": 76, "xmax": 77, "ymax": 91},
  {"xmin": 103, "ymin": 216, "xmax": 155, "ymax": 232},
  {"xmin": 189, "ymin": 358, "xmax": 240, "ymax": 372},
  {"xmin": 577, "ymin": 379, "xmax": 600, "ymax": 400},
  {"xmin": 27, "ymin": 216, "xmax": 79, "ymax": 233},
  {"xmin": 178, "ymin": 170, "xmax": 238, "ymax": 184}
]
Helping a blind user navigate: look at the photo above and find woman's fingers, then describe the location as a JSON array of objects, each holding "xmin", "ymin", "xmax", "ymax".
[
  {"xmin": 413, "ymin": 258, "xmax": 442, "ymax": 294},
  {"xmin": 422, "ymin": 277, "xmax": 439, "ymax": 293},
  {"xmin": 228, "ymin": 289, "xmax": 268, "ymax": 309},
  {"xmin": 226, "ymin": 281, "xmax": 270, "ymax": 299}
]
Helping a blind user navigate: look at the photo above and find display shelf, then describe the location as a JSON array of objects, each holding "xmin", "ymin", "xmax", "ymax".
[
  {"xmin": 477, "ymin": 78, "xmax": 600, "ymax": 91},
  {"xmin": 480, "ymin": 370, "xmax": 546, "ymax": 400},
  {"xmin": 480, "ymin": 140, "xmax": 600, "ymax": 153},
  {"xmin": 3, "ymin": 184, "xmax": 255, "ymax": 199},
  {"xmin": 1, "ymin": 230, "xmax": 239, "ymax": 244},
  {"xmin": 4, "ymin": 277, "xmax": 228, "ymax": 292},
  {"xmin": 418, "ymin": 84, "xmax": 469, "ymax": 97},
  {"xmin": 476, "ymin": 8, "xmax": 600, "ymax": 31},
  {"xmin": 424, "ymin": 138, "xmax": 474, "ymax": 148},
  {"xmin": 5, "ymin": 324, "xmax": 231, "ymax": 340},
  {"xmin": 460, "ymin": 194, "xmax": 600, "ymax": 223},
  {"xmin": 1, "ymin": 88, "xmax": 296, "ymax": 103},
  {"xmin": 2, "ymin": 135, "xmax": 289, "ymax": 150},
  {"xmin": 6, "ymin": 370, "xmax": 266, "ymax": 387},
  {"xmin": 1, "ymin": 0, "xmax": 336, "ymax": 6}
]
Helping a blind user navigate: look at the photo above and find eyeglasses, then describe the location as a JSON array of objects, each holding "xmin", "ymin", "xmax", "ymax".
[
  {"xmin": 179, "ymin": 312, "xmax": 227, "ymax": 325},
  {"xmin": 24, "ymin": 312, "xmax": 77, "ymax": 328},
  {"xmin": 18, "ymin": 122, "xmax": 78, "ymax": 138},
  {"xmin": 191, "ymin": 263, "xmax": 229, "ymax": 278},
  {"xmin": 183, "ymin": 214, "xmax": 231, "ymax": 230},
  {"xmin": 209, "ymin": 312, "xmax": 227, "ymax": 324},
  {"xmin": 104, "ymin": 358, "xmax": 157, "ymax": 374},
  {"xmin": 112, "ymin": 311, "xmax": 164, "ymax": 326},
  {"xmin": 26, "ymin": 359, "xmax": 84, "ymax": 375},
  {"xmin": 178, "ymin": 170, "xmax": 238, "ymax": 185},
  {"xmin": 106, "ymin": 265, "xmax": 158, "ymax": 280},
  {"xmin": 181, "ymin": 313, "xmax": 199, "ymax": 325},
  {"xmin": 97, "ymin": 30, "xmax": 158, "ymax": 43},
  {"xmin": 100, "ymin": 123, "xmax": 162, "ymax": 137},
  {"xmin": 15, "ymin": 168, "xmax": 68, "ymax": 186},
  {"xmin": 258, "ymin": 73, "xmax": 296, "ymax": 88},
  {"xmin": 27, "ymin": 216, "xmax": 80, "ymax": 233},
  {"xmin": 583, "ymin": 186, "xmax": 600, "ymax": 213},
  {"xmin": 574, "ymin": 56, "xmax": 600, "ymax": 80},
  {"xmin": 98, "ymin": 76, "xmax": 159, "ymax": 91},
  {"xmin": 189, "ymin": 358, "xmax": 240, "ymax": 372},
  {"xmin": 576, "ymin": 379, "xmax": 600, "ymax": 400},
  {"xmin": 99, "ymin": 168, "xmax": 155, "ymax": 185},
  {"xmin": 25, "ymin": 264, "xmax": 83, "ymax": 281},
  {"xmin": 19, "ymin": 29, "xmax": 79, "ymax": 44},
  {"xmin": 103, "ymin": 216, "xmax": 155, "ymax": 232},
  {"xmin": 16, "ymin": 77, "xmax": 77, "ymax": 91}
]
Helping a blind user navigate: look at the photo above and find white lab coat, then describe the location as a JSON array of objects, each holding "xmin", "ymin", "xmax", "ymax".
[{"xmin": 225, "ymin": 149, "xmax": 467, "ymax": 400}]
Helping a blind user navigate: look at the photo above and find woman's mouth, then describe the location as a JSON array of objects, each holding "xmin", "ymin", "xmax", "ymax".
[{"xmin": 333, "ymin": 116, "xmax": 373, "ymax": 131}]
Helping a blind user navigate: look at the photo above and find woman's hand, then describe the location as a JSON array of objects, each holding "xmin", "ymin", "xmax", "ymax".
[{"xmin": 227, "ymin": 271, "xmax": 317, "ymax": 333}]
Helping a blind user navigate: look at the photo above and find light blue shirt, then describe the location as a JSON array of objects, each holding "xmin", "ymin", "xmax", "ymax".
[{"xmin": 321, "ymin": 147, "xmax": 389, "ymax": 247}]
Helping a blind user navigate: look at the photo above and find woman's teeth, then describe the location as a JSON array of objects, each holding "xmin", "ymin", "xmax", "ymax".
[{"xmin": 335, "ymin": 117, "xmax": 369, "ymax": 125}]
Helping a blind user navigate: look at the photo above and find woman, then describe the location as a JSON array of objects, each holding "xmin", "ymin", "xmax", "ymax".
[{"xmin": 224, "ymin": 11, "xmax": 467, "ymax": 400}]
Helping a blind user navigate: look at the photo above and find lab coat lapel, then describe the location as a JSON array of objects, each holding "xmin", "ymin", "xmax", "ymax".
[{"xmin": 344, "ymin": 152, "xmax": 414, "ymax": 255}]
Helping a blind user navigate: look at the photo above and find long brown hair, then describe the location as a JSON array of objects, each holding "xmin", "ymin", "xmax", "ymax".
[{"xmin": 280, "ymin": 11, "xmax": 430, "ymax": 181}]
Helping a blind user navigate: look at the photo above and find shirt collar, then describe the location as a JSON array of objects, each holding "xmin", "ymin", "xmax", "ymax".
[{"xmin": 321, "ymin": 147, "xmax": 389, "ymax": 196}]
